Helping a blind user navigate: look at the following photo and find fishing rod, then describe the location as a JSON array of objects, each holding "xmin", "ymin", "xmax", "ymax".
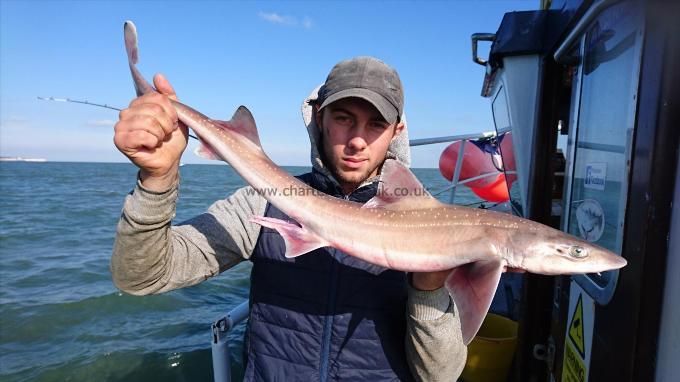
[
  {"xmin": 37, "ymin": 96, "xmax": 121, "ymax": 111},
  {"xmin": 37, "ymin": 96, "xmax": 199, "ymax": 140}
]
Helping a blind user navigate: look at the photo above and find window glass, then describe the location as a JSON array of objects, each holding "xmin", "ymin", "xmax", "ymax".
[
  {"xmin": 492, "ymin": 87, "xmax": 522, "ymax": 215},
  {"xmin": 567, "ymin": 3, "xmax": 640, "ymax": 290}
]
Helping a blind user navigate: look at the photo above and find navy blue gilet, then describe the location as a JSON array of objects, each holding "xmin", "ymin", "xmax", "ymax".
[{"xmin": 243, "ymin": 169, "xmax": 414, "ymax": 381}]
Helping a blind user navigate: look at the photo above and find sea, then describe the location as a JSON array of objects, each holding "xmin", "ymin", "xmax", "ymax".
[{"xmin": 0, "ymin": 162, "xmax": 481, "ymax": 382}]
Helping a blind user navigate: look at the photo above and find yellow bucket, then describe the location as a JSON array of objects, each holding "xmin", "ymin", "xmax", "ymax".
[{"xmin": 460, "ymin": 313, "xmax": 518, "ymax": 382}]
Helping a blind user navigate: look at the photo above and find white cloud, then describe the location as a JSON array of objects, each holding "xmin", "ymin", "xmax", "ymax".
[
  {"xmin": 302, "ymin": 17, "xmax": 313, "ymax": 30},
  {"xmin": 258, "ymin": 12, "xmax": 313, "ymax": 29}
]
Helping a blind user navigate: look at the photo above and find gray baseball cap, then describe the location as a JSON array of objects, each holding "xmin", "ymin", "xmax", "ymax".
[{"xmin": 317, "ymin": 56, "xmax": 404, "ymax": 124}]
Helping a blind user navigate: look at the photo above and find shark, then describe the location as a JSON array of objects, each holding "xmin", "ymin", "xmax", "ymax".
[{"xmin": 122, "ymin": 21, "xmax": 627, "ymax": 345}]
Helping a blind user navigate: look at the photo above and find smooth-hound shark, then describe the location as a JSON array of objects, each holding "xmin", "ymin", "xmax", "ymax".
[{"xmin": 122, "ymin": 21, "xmax": 626, "ymax": 344}]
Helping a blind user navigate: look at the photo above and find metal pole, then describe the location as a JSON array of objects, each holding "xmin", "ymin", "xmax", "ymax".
[
  {"xmin": 409, "ymin": 131, "xmax": 494, "ymax": 147},
  {"xmin": 211, "ymin": 300, "xmax": 250, "ymax": 382},
  {"xmin": 553, "ymin": 0, "xmax": 620, "ymax": 63},
  {"xmin": 211, "ymin": 318, "xmax": 231, "ymax": 382},
  {"xmin": 449, "ymin": 140, "xmax": 467, "ymax": 204}
]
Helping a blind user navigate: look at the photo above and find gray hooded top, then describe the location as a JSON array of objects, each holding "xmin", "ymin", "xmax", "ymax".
[
  {"xmin": 110, "ymin": 86, "xmax": 466, "ymax": 381},
  {"xmin": 302, "ymin": 84, "xmax": 411, "ymax": 181}
]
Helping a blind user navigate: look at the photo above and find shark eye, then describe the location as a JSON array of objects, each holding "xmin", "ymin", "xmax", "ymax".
[{"xmin": 569, "ymin": 246, "xmax": 588, "ymax": 258}]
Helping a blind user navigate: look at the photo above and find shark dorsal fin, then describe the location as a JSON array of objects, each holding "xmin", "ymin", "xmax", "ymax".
[
  {"xmin": 230, "ymin": 106, "xmax": 261, "ymax": 147},
  {"xmin": 213, "ymin": 106, "xmax": 261, "ymax": 148},
  {"xmin": 194, "ymin": 106, "xmax": 261, "ymax": 161},
  {"xmin": 363, "ymin": 159, "xmax": 442, "ymax": 210}
]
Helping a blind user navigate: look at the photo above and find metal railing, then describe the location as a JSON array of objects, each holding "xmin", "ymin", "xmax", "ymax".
[
  {"xmin": 210, "ymin": 131, "xmax": 501, "ymax": 382},
  {"xmin": 553, "ymin": 0, "xmax": 621, "ymax": 63},
  {"xmin": 410, "ymin": 131, "xmax": 503, "ymax": 204},
  {"xmin": 211, "ymin": 300, "xmax": 249, "ymax": 382}
]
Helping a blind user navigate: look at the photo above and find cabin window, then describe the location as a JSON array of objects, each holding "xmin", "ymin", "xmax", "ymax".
[
  {"xmin": 492, "ymin": 86, "xmax": 522, "ymax": 215},
  {"xmin": 563, "ymin": 2, "xmax": 643, "ymax": 303}
]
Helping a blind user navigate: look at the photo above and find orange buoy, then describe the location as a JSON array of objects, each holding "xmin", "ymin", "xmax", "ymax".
[
  {"xmin": 469, "ymin": 173, "xmax": 510, "ymax": 202},
  {"xmin": 439, "ymin": 141, "xmax": 499, "ymax": 189},
  {"xmin": 439, "ymin": 140, "xmax": 511, "ymax": 203}
]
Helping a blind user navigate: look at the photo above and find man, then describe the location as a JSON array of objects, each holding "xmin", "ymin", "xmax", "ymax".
[{"xmin": 111, "ymin": 57, "xmax": 466, "ymax": 381}]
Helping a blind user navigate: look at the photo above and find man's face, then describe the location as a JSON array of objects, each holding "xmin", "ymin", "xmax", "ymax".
[{"xmin": 316, "ymin": 97, "xmax": 404, "ymax": 193}]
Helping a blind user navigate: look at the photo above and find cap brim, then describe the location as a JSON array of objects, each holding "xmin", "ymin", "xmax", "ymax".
[{"xmin": 318, "ymin": 88, "xmax": 399, "ymax": 125}]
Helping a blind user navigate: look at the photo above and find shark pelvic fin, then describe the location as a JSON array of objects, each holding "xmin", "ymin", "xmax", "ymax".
[
  {"xmin": 250, "ymin": 216, "xmax": 328, "ymax": 258},
  {"xmin": 363, "ymin": 159, "xmax": 442, "ymax": 210},
  {"xmin": 194, "ymin": 142, "xmax": 221, "ymax": 161},
  {"xmin": 446, "ymin": 259, "xmax": 504, "ymax": 345}
]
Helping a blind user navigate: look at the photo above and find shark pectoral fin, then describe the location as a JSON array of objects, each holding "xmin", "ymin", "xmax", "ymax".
[
  {"xmin": 446, "ymin": 259, "xmax": 504, "ymax": 345},
  {"xmin": 250, "ymin": 216, "xmax": 328, "ymax": 258},
  {"xmin": 363, "ymin": 159, "xmax": 443, "ymax": 210}
]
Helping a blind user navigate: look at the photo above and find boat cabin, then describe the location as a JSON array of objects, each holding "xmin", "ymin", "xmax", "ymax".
[{"xmin": 473, "ymin": 0, "xmax": 679, "ymax": 380}]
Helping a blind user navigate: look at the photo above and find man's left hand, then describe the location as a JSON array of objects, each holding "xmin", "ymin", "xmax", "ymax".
[{"xmin": 411, "ymin": 270, "xmax": 451, "ymax": 291}]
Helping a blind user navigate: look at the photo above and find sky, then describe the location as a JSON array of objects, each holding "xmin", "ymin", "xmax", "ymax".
[{"xmin": 0, "ymin": 0, "xmax": 536, "ymax": 168}]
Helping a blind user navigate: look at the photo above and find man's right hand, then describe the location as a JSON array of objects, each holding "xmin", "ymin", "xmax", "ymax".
[{"xmin": 114, "ymin": 74, "xmax": 188, "ymax": 191}]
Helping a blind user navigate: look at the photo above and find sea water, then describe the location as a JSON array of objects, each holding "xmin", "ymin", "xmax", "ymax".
[{"xmin": 0, "ymin": 162, "xmax": 480, "ymax": 381}]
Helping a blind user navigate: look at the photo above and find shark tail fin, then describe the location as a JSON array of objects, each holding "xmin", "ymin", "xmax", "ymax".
[
  {"xmin": 123, "ymin": 21, "xmax": 139, "ymax": 65},
  {"xmin": 123, "ymin": 20, "xmax": 154, "ymax": 96},
  {"xmin": 250, "ymin": 216, "xmax": 328, "ymax": 258}
]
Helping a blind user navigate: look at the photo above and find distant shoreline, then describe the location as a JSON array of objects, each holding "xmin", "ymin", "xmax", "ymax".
[{"xmin": 0, "ymin": 157, "xmax": 47, "ymax": 162}]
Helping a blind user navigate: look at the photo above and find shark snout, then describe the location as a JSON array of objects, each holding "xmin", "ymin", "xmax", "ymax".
[{"xmin": 608, "ymin": 255, "xmax": 627, "ymax": 269}]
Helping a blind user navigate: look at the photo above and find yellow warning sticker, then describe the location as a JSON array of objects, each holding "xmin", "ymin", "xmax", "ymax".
[
  {"xmin": 568, "ymin": 294, "xmax": 585, "ymax": 357},
  {"xmin": 562, "ymin": 341, "xmax": 586, "ymax": 382}
]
